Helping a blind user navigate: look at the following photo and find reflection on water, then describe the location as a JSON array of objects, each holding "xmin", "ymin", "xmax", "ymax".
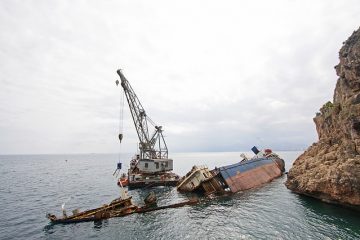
[{"xmin": 93, "ymin": 219, "xmax": 107, "ymax": 230}]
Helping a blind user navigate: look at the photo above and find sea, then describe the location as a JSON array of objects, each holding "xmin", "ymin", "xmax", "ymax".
[{"xmin": 0, "ymin": 151, "xmax": 359, "ymax": 240}]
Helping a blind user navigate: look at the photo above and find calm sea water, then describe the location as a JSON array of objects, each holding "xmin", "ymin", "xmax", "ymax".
[{"xmin": 0, "ymin": 152, "xmax": 359, "ymax": 240}]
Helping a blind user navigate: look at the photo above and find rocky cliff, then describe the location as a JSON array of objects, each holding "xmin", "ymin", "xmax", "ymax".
[{"xmin": 285, "ymin": 28, "xmax": 360, "ymax": 209}]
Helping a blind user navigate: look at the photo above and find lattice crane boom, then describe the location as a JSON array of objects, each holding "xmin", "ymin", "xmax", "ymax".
[{"xmin": 116, "ymin": 69, "xmax": 168, "ymax": 160}]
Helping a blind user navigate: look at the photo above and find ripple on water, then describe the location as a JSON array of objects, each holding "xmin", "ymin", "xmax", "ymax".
[{"xmin": 1, "ymin": 153, "xmax": 359, "ymax": 240}]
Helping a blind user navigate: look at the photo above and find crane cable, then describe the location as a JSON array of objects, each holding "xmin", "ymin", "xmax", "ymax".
[
  {"xmin": 113, "ymin": 86, "xmax": 125, "ymax": 177},
  {"xmin": 119, "ymin": 88, "xmax": 124, "ymax": 155}
]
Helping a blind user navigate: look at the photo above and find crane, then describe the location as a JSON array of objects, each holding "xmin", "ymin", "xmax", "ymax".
[
  {"xmin": 115, "ymin": 69, "xmax": 179, "ymax": 189},
  {"xmin": 116, "ymin": 69, "xmax": 168, "ymax": 160}
]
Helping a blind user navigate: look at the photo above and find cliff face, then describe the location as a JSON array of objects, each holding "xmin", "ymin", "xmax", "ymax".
[{"xmin": 285, "ymin": 28, "xmax": 360, "ymax": 208}]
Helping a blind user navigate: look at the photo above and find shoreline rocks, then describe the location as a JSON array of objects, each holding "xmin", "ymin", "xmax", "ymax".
[{"xmin": 285, "ymin": 28, "xmax": 360, "ymax": 209}]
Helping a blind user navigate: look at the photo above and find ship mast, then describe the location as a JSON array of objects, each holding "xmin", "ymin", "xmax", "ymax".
[{"xmin": 116, "ymin": 69, "xmax": 168, "ymax": 160}]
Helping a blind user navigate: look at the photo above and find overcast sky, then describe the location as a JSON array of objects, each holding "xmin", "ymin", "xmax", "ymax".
[{"xmin": 0, "ymin": 0, "xmax": 359, "ymax": 154}]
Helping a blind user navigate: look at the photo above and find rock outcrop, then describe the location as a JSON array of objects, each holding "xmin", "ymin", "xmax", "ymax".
[{"xmin": 285, "ymin": 28, "xmax": 360, "ymax": 209}]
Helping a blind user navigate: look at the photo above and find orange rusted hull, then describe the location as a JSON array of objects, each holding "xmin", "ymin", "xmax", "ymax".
[{"xmin": 219, "ymin": 157, "xmax": 284, "ymax": 193}]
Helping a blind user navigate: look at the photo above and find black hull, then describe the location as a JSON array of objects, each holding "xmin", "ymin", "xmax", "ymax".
[{"xmin": 128, "ymin": 180, "xmax": 178, "ymax": 189}]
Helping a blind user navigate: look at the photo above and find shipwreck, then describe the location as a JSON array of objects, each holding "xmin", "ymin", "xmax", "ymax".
[
  {"xmin": 177, "ymin": 147, "xmax": 285, "ymax": 195},
  {"xmin": 47, "ymin": 189, "xmax": 198, "ymax": 224}
]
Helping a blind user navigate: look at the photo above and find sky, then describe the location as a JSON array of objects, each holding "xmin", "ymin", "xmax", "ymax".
[{"xmin": 0, "ymin": 0, "xmax": 359, "ymax": 154}]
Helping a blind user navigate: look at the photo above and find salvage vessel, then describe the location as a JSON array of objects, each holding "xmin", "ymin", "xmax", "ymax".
[
  {"xmin": 177, "ymin": 147, "xmax": 285, "ymax": 195},
  {"xmin": 115, "ymin": 69, "xmax": 180, "ymax": 189}
]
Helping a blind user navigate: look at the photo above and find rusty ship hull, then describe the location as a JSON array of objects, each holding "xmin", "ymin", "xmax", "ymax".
[
  {"xmin": 177, "ymin": 150, "xmax": 285, "ymax": 195},
  {"xmin": 218, "ymin": 157, "xmax": 284, "ymax": 193}
]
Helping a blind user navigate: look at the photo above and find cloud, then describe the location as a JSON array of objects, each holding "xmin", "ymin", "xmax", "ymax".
[{"xmin": 0, "ymin": 0, "xmax": 359, "ymax": 154}]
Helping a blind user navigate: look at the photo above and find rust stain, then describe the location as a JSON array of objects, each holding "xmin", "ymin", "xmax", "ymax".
[{"xmin": 223, "ymin": 162, "xmax": 281, "ymax": 193}]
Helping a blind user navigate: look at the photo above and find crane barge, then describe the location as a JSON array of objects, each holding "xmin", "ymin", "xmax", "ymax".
[{"xmin": 116, "ymin": 69, "xmax": 180, "ymax": 189}]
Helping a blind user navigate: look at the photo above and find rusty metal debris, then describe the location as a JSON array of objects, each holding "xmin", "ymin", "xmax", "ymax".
[{"xmin": 47, "ymin": 192, "xmax": 198, "ymax": 224}]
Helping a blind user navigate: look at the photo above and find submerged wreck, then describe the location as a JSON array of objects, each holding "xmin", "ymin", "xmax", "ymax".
[
  {"xmin": 177, "ymin": 147, "xmax": 285, "ymax": 195},
  {"xmin": 47, "ymin": 195, "xmax": 137, "ymax": 224},
  {"xmin": 47, "ymin": 190, "xmax": 198, "ymax": 224}
]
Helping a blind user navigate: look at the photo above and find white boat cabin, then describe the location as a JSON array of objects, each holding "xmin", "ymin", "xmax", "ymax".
[{"xmin": 137, "ymin": 158, "xmax": 173, "ymax": 173}]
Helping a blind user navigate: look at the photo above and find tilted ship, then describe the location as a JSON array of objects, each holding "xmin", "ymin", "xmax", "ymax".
[{"xmin": 177, "ymin": 147, "xmax": 285, "ymax": 195}]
